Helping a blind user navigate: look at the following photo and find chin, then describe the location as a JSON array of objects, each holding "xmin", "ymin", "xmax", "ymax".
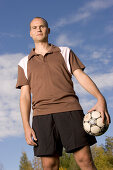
[
  {"xmin": 34, "ymin": 37, "xmax": 48, "ymax": 43},
  {"xmin": 38, "ymin": 39, "xmax": 48, "ymax": 42}
]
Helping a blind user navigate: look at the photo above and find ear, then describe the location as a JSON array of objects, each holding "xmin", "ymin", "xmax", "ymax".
[{"xmin": 48, "ymin": 28, "xmax": 50, "ymax": 34}]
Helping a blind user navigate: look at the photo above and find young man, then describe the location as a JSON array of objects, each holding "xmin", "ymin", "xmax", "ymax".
[{"xmin": 16, "ymin": 17, "xmax": 110, "ymax": 170}]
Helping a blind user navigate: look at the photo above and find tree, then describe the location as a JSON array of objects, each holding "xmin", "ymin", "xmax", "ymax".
[
  {"xmin": 91, "ymin": 136, "xmax": 113, "ymax": 170},
  {"xmin": 105, "ymin": 136, "xmax": 113, "ymax": 168},
  {"xmin": 20, "ymin": 136, "xmax": 113, "ymax": 170},
  {"xmin": 91, "ymin": 144, "xmax": 111, "ymax": 169},
  {"xmin": 60, "ymin": 149, "xmax": 80, "ymax": 170},
  {"xmin": 19, "ymin": 152, "xmax": 33, "ymax": 170},
  {"xmin": 105, "ymin": 136, "xmax": 113, "ymax": 154},
  {"xmin": 68, "ymin": 154, "xmax": 80, "ymax": 170},
  {"xmin": 59, "ymin": 168, "xmax": 67, "ymax": 170},
  {"xmin": 32, "ymin": 156, "xmax": 43, "ymax": 170},
  {"xmin": 60, "ymin": 151, "xmax": 71, "ymax": 169}
]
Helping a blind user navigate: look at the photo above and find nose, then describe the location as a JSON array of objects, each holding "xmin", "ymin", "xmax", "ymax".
[{"xmin": 37, "ymin": 26, "xmax": 41, "ymax": 32}]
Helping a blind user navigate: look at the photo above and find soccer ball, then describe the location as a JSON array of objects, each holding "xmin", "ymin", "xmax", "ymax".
[{"xmin": 83, "ymin": 111, "xmax": 109, "ymax": 136}]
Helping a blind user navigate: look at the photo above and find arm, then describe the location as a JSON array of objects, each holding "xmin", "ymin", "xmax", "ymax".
[
  {"xmin": 20, "ymin": 85, "xmax": 37, "ymax": 146},
  {"xmin": 73, "ymin": 69, "xmax": 110, "ymax": 124}
]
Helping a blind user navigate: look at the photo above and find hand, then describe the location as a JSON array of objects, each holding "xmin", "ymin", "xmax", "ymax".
[
  {"xmin": 88, "ymin": 97, "xmax": 111, "ymax": 125},
  {"xmin": 24, "ymin": 125, "xmax": 38, "ymax": 146}
]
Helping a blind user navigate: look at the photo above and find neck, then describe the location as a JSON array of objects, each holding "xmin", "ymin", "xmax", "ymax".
[{"xmin": 34, "ymin": 41, "xmax": 50, "ymax": 54}]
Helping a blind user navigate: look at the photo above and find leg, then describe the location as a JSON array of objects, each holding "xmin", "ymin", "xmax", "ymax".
[
  {"xmin": 41, "ymin": 155, "xmax": 60, "ymax": 170},
  {"xmin": 73, "ymin": 145, "xmax": 97, "ymax": 170}
]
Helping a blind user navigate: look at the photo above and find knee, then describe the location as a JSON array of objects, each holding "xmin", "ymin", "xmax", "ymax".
[
  {"xmin": 76, "ymin": 155, "xmax": 94, "ymax": 168},
  {"xmin": 73, "ymin": 145, "xmax": 96, "ymax": 169},
  {"xmin": 43, "ymin": 162, "xmax": 58, "ymax": 170},
  {"xmin": 43, "ymin": 162, "xmax": 59, "ymax": 170},
  {"xmin": 42, "ymin": 157, "xmax": 59, "ymax": 170}
]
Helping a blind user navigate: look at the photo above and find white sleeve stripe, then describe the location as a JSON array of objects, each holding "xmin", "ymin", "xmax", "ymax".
[
  {"xmin": 59, "ymin": 47, "xmax": 71, "ymax": 74},
  {"xmin": 18, "ymin": 55, "xmax": 28, "ymax": 79}
]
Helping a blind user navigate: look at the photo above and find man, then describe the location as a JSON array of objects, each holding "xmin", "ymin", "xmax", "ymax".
[{"xmin": 16, "ymin": 17, "xmax": 110, "ymax": 170}]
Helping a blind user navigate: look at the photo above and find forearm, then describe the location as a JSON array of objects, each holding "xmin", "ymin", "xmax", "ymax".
[
  {"xmin": 20, "ymin": 94, "xmax": 31, "ymax": 131},
  {"xmin": 74, "ymin": 69, "xmax": 104, "ymax": 100}
]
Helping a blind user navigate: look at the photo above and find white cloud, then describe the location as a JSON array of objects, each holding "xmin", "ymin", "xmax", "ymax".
[
  {"xmin": 84, "ymin": 66, "xmax": 100, "ymax": 74},
  {"xmin": 105, "ymin": 24, "xmax": 113, "ymax": 33},
  {"xmin": 82, "ymin": 46, "xmax": 113, "ymax": 65},
  {"xmin": 53, "ymin": 0, "xmax": 113, "ymax": 28},
  {"xmin": 108, "ymin": 96, "xmax": 113, "ymax": 108},
  {"xmin": 53, "ymin": 12, "xmax": 90, "ymax": 28},
  {"xmin": 110, "ymin": 67, "xmax": 113, "ymax": 72},
  {"xmin": 0, "ymin": 53, "xmax": 32, "ymax": 140},
  {"xmin": 90, "ymin": 49, "xmax": 112, "ymax": 64},
  {"xmin": 72, "ymin": 71, "xmax": 113, "ymax": 115},
  {"xmin": 80, "ymin": 98, "xmax": 97, "ymax": 113},
  {"xmin": 91, "ymin": 72, "xmax": 113, "ymax": 90},
  {"xmin": 56, "ymin": 33, "xmax": 84, "ymax": 47},
  {"xmin": 72, "ymin": 72, "xmax": 113, "ymax": 96},
  {"xmin": 91, "ymin": 51, "xmax": 103, "ymax": 59},
  {"xmin": 80, "ymin": 0, "xmax": 113, "ymax": 11},
  {"xmin": 0, "ymin": 32, "xmax": 22, "ymax": 38}
]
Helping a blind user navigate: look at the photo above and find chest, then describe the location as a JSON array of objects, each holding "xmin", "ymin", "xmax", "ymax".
[{"xmin": 28, "ymin": 52, "xmax": 70, "ymax": 77}]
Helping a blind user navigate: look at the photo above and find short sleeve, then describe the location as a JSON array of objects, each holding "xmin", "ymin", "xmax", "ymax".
[
  {"xmin": 69, "ymin": 50, "xmax": 85, "ymax": 74},
  {"xmin": 16, "ymin": 65, "xmax": 29, "ymax": 89}
]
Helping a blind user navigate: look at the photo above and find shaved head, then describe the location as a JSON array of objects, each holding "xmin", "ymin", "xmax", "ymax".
[{"xmin": 30, "ymin": 17, "xmax": 48, "ymax": 30}]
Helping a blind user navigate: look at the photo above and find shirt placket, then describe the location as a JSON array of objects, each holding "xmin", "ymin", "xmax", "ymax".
[{"xmin": 41, "ymin": 52, "xmax": 52, "ymax": 62}]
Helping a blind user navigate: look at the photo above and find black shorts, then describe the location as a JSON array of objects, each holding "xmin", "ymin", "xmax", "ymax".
[{"xmin": 32, "ymin": 110, "xmax": 97, "ymax": 157}]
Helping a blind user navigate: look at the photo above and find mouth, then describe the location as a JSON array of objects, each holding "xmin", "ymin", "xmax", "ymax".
[{"xmin": 37, "ymin": 34, "xmax": 43, "ymax": 36}]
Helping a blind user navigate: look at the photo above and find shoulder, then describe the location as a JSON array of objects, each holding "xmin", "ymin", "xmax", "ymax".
[
  {"xmin": 51, "ymin": 44, "xmax": 71, "ymax": 53},
  {"xmin": 59, "ymin": 46, "xmax": 71, "ymax": 52},
  {"xmin": 18, "ymin": 55, "xmax": 28, "ymax": 68},
  {"xmin": 58, "ymin": 46, "xmax": 71, "ymax": 57}
]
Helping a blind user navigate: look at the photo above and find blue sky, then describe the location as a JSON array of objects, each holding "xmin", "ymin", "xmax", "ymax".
[{"xmin": 0, "ymin": 0, "xmax": 113, "ymax": 169}]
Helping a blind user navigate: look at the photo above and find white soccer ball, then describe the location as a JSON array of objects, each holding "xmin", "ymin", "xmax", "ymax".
[{"xmin": 83, "ymin": 111, "xmax": 109, "ymax": 136}]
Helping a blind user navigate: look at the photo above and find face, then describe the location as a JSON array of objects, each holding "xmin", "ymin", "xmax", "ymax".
[{"xmin": 30, "ymin": 18, "xmax": 50, "ymax": 43}]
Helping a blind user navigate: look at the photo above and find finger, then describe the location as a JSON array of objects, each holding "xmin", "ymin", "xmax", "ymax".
[
  {"xmin": 100, "ymin": 111, "xmax": 104, "ymax": 123},
  {"xmin": 26, "ymin": 138, "xmax": 31, "ymax": 145},
  {"xmin": 32, "ymin": 130, "xmax": 37, "ymax": 141},
  {"xmin": 105, "ymin": 111, "xmax": 111, "ymax": 125},
  {"xmin": 88, "ymin": 108, "xmax": 96, "ymax": 113},
  {"xmin": 28, "ymin": 137, "xmax": 37, "ymax": 146},
  {"xmin": 26, "ymin": 135, "xmax": 37, "ymax": 146},
  {"xmin": 30, "ymin": 139, "xmax": 37, "ymax": 146},
  {"xmin": 30, "ymin": 134, "xmax": 38, "ymax": 146}
]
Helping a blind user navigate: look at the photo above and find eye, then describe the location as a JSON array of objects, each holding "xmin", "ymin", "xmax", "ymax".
[
  {"xmin": 32, "ymin": 26, "xmax": 37, "ymax": 29},
  {"xmin": 40, "ymin": 25, "xmax": 45, "ymax": 28}
]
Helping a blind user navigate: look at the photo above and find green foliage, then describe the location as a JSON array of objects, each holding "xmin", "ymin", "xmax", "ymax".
[
  {"xmin": 91, "ymin": 136, "xmax": 113, "ymax": 170},
  {"xmin": 19, "ymin": 152, "xmax": 33, "ymax": 170},
  {"xmin": 19, "ymin": 136, "xmax": 113, "ymax": 170},
  {"xmin": 105, "ymin": 136, "xmax": 113, "ymax": 154},
  {"xmin": 60, "ymin": 136, "xmax": 113, "ymax": 170},
  {"xmin": 105, "ymin": 136, "xmax": 113, "ymax": 169},
  {"xmin": 60, "ymin": 150, "xmax": 80, "ymax": 170},
  {"xmin": 32, "ymin": 156, "xmax": 43, "ymax": 170},
  {"xmin": 60, "ymin": 151, "xmax": 70, "ymax": 169},
  {"xmin": 91, "ymin": 145, "xmax": 111, "ymax": 169}
]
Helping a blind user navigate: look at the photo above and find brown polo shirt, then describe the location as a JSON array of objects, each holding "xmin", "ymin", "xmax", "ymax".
[{"xmin": 16, "ymin": 44, "xmax": 85, "ymax": 116}]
